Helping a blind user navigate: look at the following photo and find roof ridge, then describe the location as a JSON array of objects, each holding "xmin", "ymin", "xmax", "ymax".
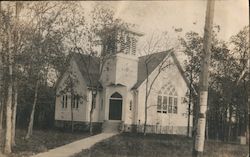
[
  {"xmin": 132, "ymin": 50, "xmax": 173, "ymax": 89},
  {"xmin": 138, "ymin": 49, "xmax": 173, "ymax": 59}
]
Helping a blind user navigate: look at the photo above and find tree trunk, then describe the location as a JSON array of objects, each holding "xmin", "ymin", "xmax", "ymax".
[
  {"xmin": 4, "ymin": 18, "xmax": 13, "ymax": 154},
  {"xmin": 4, "ymin": 79, "xmax": 13, "ymax": 154},
  {"xmin": 89, "ymin": 91, "xmax": 96, "ymax": 135},
  {"xmin": 89, "ymin": 109, "xmax": 93, "ymax": 135},
  {"xmin": 0, "ymin": 102, "xmax": 3, "ymax": 130},
  {"xmin": 69, "ymin": 76, "xmax": 74, "ymax": 133},
  {"xmin": 0, "ymin": 0, "xmax": 4, "ymax": 131},
  {"xmin": 11, "ymin": 83, "xmax": 18, "ymax": 146},
  {"xmin": 143, "ymin": 76, "xmax": 149, "ymax": 136},
  {"xmin": 71, "ymin": 94, "xmax": 74, "ymax": 133},
  {"xmin": 192, "ymin": 97, "xmax": 200, "ymax": 155},
  {"xmin": 9, "ymin": 1, "xmax": 21, "ymax": 146},
  {"xmin": 221, "ymin": 114, "xmax": 224, "ymax": 141},
  {"xmin": 143, "ymin": 97, "xmax": 148, "ymax": 136},
  {"xmin": 25, "ymin": 80, "xmax": 39, "ymax": 139},
  {"xmin": 223, "ymin": 110, "xmax": 227, "ymax": 141},
  {"xmin": 235, "ymin": 111, "xmax": 239, "ymax": 138},
  {"xmin": 247, "ymin": 59, "xmax": 250, "ymax": 144},
  {"xmin": 193, "ymin": 0, "xmax": 215, "ymax": 156},
  {"xmin": 187, "ymin": 71, "xmax": 193, "ymax": 137},
  {"xmin": 216, "ymin": 114, "xmax": 219, "ymax": 141},
  {"xmin": 0, "ymin": 57, "xmax": 3, "ymax": 130},
  {"xmin": 227, "ymin": 105, "xmax": 232, "ymax": 142}
]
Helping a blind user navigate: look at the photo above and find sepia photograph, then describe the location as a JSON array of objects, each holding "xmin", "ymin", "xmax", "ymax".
[{"xmin": 0, "ymin": 0, "xmax": 249, "ymax": 157}]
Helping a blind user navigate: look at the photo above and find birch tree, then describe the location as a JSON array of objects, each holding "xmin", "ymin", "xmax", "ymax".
[
  {"xmin": 0, "ymin": 2, "xmax": 75, "ymax": 148},
  {"xmin": 4, "ymin": 7, "xmax": 13, "ymax": 154},
  {"xmin": 23, "ymin": 2, "xmax": 74, "ymax": 139},
  {"xmin": 0, "ymin": 0, "xmax": 4, "ymax": 131},
  {"xmin": 10, "ymin": 1, "xmax": 22, "ymax": 146},
  {"xmin": 0, "ymin": 2, "xmax": 22, "ymax": 153}
]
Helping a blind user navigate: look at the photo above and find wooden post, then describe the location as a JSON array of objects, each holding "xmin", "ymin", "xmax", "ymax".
[{"xmin": 193, "ymin": 0, "xmax": 215, "ymax": 156}]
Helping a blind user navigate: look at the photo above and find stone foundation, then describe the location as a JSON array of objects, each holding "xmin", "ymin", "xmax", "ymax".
[
  {"xmin": 55, "ymin": 120, "xmax": 191, "ymax": 136},
  {"xmin": 54, "ymin": 120, "xmax": 102, "ymax": 133},
  {"xmin": 123, "ymin": 124, "xmax": 192, "ymax": 136}
]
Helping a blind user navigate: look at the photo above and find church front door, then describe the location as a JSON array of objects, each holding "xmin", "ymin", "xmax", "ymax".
[{"xmin": 109, "ymin": 92, "xmax": 123, "ymax": 120}]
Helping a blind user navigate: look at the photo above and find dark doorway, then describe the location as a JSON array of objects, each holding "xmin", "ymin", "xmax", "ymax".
[{"xmin": 109, "ymin": 92, "xmax": 122, "ymax": 120}]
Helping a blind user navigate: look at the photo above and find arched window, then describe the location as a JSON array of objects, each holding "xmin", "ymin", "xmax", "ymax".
[
  {"xmin": 110, "ymin": 92, "xmax": 122, "ymax": 99},
  {"xmin": 61, "ymin": 94, "xmax": 68, "ymax": 108},
  {"xmin": 157, "ymin": 83, "xmax": 178, "ymax": 114},
  {"xmin": 72, "ymin": 94, "xmax": 80, "ymax": 109}
]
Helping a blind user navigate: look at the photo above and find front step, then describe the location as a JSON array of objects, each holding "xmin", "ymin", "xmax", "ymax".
[{"xmin": 102, "ymin": 120, "xmax": 122, "ymax": 133}]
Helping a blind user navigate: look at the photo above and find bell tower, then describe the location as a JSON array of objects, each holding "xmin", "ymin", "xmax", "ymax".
[
  {"xmin": 100, "ymin": 27, "xmax": 143, "ymax": 88},
  {"xmin": 101, "ymin": 27, "xmax": 143, "ymax": 56}
]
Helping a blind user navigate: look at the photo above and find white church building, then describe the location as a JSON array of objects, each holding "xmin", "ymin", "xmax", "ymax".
[{"xmin": 54, "ymin": 28, "xmax": 192, "ymax": 135}]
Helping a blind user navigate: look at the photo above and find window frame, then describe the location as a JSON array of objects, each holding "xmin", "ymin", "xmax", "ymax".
[
  {"xmin": 72, "ymin": 94, "xmax": 80, "ymax": 109},
  {"xmin": 156, "ymin": 83, "xmax": 178, "ymax": 114},
  {"xmin": 61, "ymin": 94, "xmax": 68, "ymax": 109},
  {"xmin": 157, "ymin": 96, "xmax": 162, "ymax": 113}
]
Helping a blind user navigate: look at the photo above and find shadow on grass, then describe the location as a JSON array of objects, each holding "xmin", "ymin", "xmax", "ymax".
[
  {"xmin": 6, "ymin": 129, "xmax": 91, "ymax": 157},
  {"xmin": 73, "ymin": 133, "xmax": 249, "ymax": 157}
]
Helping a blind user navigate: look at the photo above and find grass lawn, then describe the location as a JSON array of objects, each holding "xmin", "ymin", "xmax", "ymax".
[
  {"xmin": 74, "ymin": 133, "xmax": 249, "ymax": 157},
  {"xmin": 1, "ymin": 129, "xmax": 90, "ymax": 157}
]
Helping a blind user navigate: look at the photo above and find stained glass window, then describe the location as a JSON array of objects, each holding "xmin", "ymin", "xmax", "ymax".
[{"xmin": 156, "ymin": 82, "xmax": 178, "ymax": 114}]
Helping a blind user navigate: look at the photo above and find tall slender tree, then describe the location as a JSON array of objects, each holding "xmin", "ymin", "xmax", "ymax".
[
  {"xmin": 24, "ymin": 2, "xmax": 74, "ymax": 139},
  {"xmin": 180, "ymin": 31, "xmax": 203, "ymax": 137},
  {"xmin": 0, "ymin": 0, "xmax": 4, "ymax": 131},
  {"xmin": 4, "ymin": 3, "xmax": 14, "ymax": 154},
  {"xmin": 231, "ymin": 26, "xmax": 249, "ymax": 142}
]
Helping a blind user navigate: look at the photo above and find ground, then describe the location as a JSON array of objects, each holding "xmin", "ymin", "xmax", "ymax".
[
  {"xmin": 0, "ymin": 131, "xmax": 248, "ymax": 157},
  {"xmin": 0, "ymin": 129, "xmax": 90, "ymax": 157},
  {"xmin": 73, "ymin": 133, "xmax": 249, "ymax": 157}
]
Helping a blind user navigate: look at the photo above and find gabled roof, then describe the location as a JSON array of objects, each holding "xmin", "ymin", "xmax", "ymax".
[
  {"xmin": 170, "ymin": 52, "xmax": 197, "ymax": 96},
  {"xmin": 56, "ymin": 50, "xmax": 192, "ymax": 92},
  {"xmin": 132, "ymin": 49, "xmax": 191, "ymax": 91},
  {"xmin": 132, "ymin": 50, "xmax": 173, "ymax": 89},
  {"xmin": 73, "ymin": 53, "xmax": 101, "ymax": 88},
  {"xmin": 55, "ymin": 53, "xmax": 102, "ymax": 90}
]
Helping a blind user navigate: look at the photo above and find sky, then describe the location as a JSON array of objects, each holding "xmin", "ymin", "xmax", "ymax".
[
  {"xmin": 81, "ymin": 0, "xmax": 249, "ymax": 42},
  {"xmin": 5, "ymin": 0, "xmax": 247, "ymax": 85}
]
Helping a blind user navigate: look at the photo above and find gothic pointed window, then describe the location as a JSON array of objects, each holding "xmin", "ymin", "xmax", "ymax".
[
  {"xmin": 156, "ymin": 82, "xmax": 178, "ymax": 114},
  {"xmin": 163, "ymin": 96, "xmax": 168, "ymax": 113},
  {"xmin": 168, "ymin": 97, "xmax": 173, "ymax": 113},
  {"xmin": 157, "ymin": 96, "xmax": 162, "ymax": 113},
  {"xmin": 61, "ymin": 94, "xmax": 68, "ymax": 109},
  {"xmin": 111, "ymin": 92, "xmax": 122, "ymax": 99},
  {"xmin": 73, "ymin": 94, "xmax": 80, "ymax": 109}
]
